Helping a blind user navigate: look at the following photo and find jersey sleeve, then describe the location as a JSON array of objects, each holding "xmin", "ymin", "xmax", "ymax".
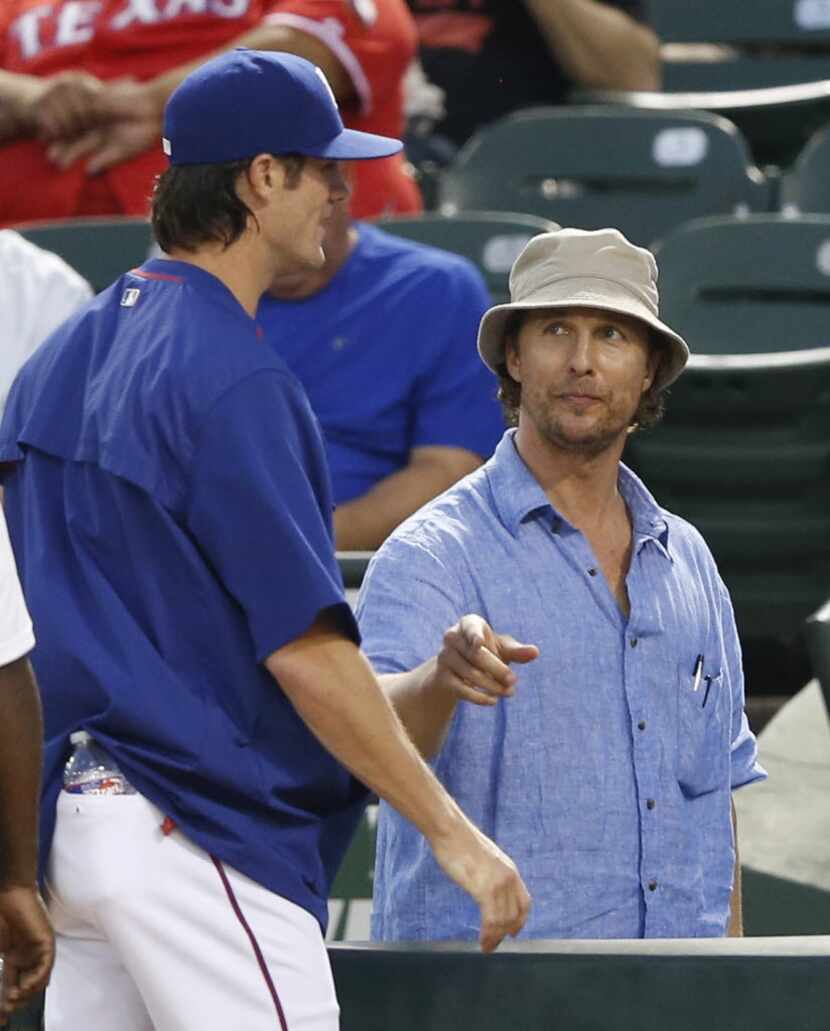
[
  {"xmin": 262, "ymin": 0, "xmax": 415, "ymax": 116},
  {"xmin": 410, "ymin": 259, "xmax": 504, "ymax": 460},
  {"xmin": 186, "ymin": 369, "xmax": 357, "ymax": 663},
  {"xmin": 0, "ymin": 507, "xmax": 34, "ymax": 667}
]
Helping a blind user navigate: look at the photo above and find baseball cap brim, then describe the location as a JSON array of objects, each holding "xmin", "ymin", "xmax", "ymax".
[{"xmin": 305, "ymin": 126, "xmax": 402, "ymax": 160}]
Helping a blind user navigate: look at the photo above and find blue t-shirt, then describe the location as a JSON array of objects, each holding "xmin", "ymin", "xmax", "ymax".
[
  {"xmin": 358, "ymin": 431, "xmax": 766, "ymax": 940},
  {"xmin": 0, "ymin": 259, "xmax": 367, "ymax": 930},
  {"xmin": 257, "ymin": 222, "xmax": 503, "ymax": 505}
]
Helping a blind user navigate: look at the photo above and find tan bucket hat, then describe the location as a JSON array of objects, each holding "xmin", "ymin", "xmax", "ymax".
[{"xmin": 477, "ymin": 227, "xmax": 689, "ymax": 392}]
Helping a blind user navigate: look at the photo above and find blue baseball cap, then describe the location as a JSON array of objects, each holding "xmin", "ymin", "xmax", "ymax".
[{"xmin": 162, "ymin": 48, "xmax": 402, "ymax": 165}]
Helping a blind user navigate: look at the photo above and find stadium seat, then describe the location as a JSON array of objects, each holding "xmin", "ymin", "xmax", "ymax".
[
  {"xmin": 625, "ymin": 215, "xmax": 830, "ymax": 691},
  {"xmin": 439, "ymin": 107, "xmax": 769, "ymax": 247},
  {"xmin": 375, "ymin": 211, "xmax": 557, "ymax": 303},
  {"xmin": 15, "ymin": 217, "xmax": 157, "ymax": 293},
  {"xmin": 788, "ymin": 123, "xmax": 830, "ymax": 212},
  {"xmin": 805, "ymin": 599, "xmax": 830, "ymax": 715},
  {"xmin": 654, "ymin": 213, "xmax": 830, "ymax": 352},
  {"xmin": 328, "ymin": 805, "xmax": 377, "ymax": 942},
  {"xmin": 583, "ymin": 82, "xmax": 830, "ymax": 167},
  {"xmin": 649, "ymin": 0, "xmax": 830, "ymax": 45},
  {"xmin": 661, "ymin": 54, "xmax": 830, "ymax": 94}
]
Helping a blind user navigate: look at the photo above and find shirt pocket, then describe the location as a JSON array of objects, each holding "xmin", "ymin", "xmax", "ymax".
[{"xmin": 675, "ymin": 662, "xmax": 729, "ymax": 798}]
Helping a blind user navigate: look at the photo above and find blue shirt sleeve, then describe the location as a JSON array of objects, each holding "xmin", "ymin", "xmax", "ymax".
[
  {"xmin": 719, "ymin": 582, "xmax": 767, "ymax": 790},
  {"xmin": 410, "ymin": 261, "xmax": 504, "ymax": 461},
  {"xmin": 186, "ymin": 369, "xmax": 357, "ymax": 663},
  {"xmin": 357, "ymin": 533, "xmax": 467, "ymax": 675}
]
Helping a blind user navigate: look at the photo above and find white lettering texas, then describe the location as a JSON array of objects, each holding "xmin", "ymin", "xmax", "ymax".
[{"xmin": 10, "ymin": 0, "xmax": 251, "ymax": 59}]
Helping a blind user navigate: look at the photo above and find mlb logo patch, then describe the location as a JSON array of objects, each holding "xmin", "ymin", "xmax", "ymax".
[{"xmin": 120, "ymin": 288, "xmax": 141, "ymax": 307}]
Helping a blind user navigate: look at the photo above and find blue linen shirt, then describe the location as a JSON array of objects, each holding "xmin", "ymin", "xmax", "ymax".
[
  {"xmin": 0, "ymin": 259, "xmax": 367, "ymax": 931},
  {"xmin": 357, "ymin": 430, "xmax": 766, "ymax": 940},
  {"xmin": 256, "ymin": 223, "xmax": 504, "ymax": 504}
]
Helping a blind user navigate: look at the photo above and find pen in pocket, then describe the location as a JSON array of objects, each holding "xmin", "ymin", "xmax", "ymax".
[{"xmin": 692, "ymin": 654, "xmax": 703, "ymax": 692}]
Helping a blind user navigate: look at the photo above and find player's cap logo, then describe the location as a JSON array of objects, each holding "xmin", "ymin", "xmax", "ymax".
[
  {"xmin": 314, "ymin": 66, "xmax": 339, "ymax": 110},
  {"xmin": 120, "ymin": 288, "xmax": 141, "ymax": 307}
]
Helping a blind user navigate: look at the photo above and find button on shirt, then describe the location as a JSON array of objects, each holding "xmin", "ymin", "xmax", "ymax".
[{"xmin": 357, "ymin": 430, "xmax": 766, "ymax": 940}]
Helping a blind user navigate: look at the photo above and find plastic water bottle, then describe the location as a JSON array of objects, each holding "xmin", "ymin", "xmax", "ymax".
[{"xmin": 63, "ymin": 730, "xmax": 136, "ymax": 795}]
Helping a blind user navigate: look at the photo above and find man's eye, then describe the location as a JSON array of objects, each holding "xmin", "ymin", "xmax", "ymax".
[
  {"xmin": 544, "ymin": 322, "xmax": 568, "ymax": 335},
  {"xmin": 602, "ymin": 327, "xmax": 625, "ymax": 341}
]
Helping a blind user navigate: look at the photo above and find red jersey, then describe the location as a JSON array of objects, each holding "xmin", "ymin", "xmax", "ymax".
[{"xmin": 0, "ymin": 0, "xmax": 419, "ymax": 226}]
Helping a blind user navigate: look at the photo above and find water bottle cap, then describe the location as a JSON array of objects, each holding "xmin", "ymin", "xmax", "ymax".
[{"xmin": 69, "ymin": 730, "xmax": 92, "ymax": 746}]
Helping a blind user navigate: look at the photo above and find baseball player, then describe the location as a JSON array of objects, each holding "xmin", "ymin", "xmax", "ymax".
[
  {"xmin": 0, "ymin": 50, "xmax": 529, "ymax": 1031},
  {"xmin": 0, "ymin": 507, "xmax": 54, "ymax": 1021}
]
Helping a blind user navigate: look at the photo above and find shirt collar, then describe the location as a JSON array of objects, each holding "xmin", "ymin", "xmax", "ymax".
[
  {"xmin": 136, "ymin": 258, "xmax": 257, "ymax": 323},
  {"xmin": 486, "ymin": 429, "xmax": 673, "ymax": 560}
]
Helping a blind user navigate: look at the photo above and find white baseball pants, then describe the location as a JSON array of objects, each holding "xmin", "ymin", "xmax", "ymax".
[{"xmin": 44, "ymin": 791, "xmax": 339, "ymax": 1030}]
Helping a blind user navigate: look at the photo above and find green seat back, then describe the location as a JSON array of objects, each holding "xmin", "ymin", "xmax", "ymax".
[
  {"xmin": 328, "ymin": 805, "xmax": 377, "ymax": 942},
  {"xmin": 649, "ymin": 0, "xmax": 830, "ymax": 44},
  {"xmin": 374, "ymin": 211, "xmax": 556, "ymax": 303},
  {"xmin": 625, "ymin": 361, "xmax": 830, "ymax": 650},
  {"xmin": 662, "ymin": 54, "xmax": 830, "ymax": 93},
  {"xmin": 17, "ymin": 217, "xmax": 157, "ymax": 293},
  {"xmin": 792, "ymin": 124, "xmax": 830, "ymax": 213},
  {"xmin": 655, "ymin": 214, "xmax": 830, "ymax": 353},
  {"xmin": 439, "ymin": 107, "xmax": 768, "ymax": 246}
]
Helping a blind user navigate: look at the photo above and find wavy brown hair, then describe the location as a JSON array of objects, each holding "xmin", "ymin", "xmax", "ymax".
[{"xmin": 151, "ymin": 155, "xmax": 306, "ymax": 254}]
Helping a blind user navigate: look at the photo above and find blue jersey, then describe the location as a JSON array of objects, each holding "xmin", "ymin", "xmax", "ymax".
[
  {"xmin": 257, "ymin": 222, "xmax": 503, "ymax": 504},
  {"xmin": 0, "ymin": 259, "xmax": 367, "ymax": 930}
]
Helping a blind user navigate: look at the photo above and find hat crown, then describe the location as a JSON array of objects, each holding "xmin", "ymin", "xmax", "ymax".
[
  {"xmin": 509, "ymin": 228, "xmax": 660, "ymax": 315},
  {"xmin": 164, "ymin": 49, "xmax": 344, "ymax": 165}
]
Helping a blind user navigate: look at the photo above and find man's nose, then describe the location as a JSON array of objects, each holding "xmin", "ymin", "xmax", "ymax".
[
  {"xmin": 568, "ymin": 333, "xmax": 595, "ymax": 375},
  {"xmin": 330, "ymin": 163, "xmax": 351, "ymax": 202}
]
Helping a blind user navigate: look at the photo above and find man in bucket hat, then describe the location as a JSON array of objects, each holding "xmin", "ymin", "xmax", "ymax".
[
  {"xmin": 358, "ymin": 227, "xmax": 767, "ymax": 941},
  {"xmin": 0, "ymin": 49, "xmax": 530, "ymax": 1029}
]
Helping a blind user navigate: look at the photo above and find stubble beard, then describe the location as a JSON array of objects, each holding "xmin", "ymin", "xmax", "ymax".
[{"xmin": 525, "ymin": 384, "xmax": 637, "ymax": 459}]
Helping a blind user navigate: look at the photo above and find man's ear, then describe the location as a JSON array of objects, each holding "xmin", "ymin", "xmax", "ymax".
[
  {"xmin": 505, "ymin": 337, "xmax": 521, "ymax": 382},
  {"xmin": 245, "ymin": 153, "xmax": 278, "ymax": 203}
]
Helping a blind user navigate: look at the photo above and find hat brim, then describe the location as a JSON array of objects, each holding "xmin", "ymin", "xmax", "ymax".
[
  {"xmin": 304, "ymin": 127, "xmax": 402, "ymax": 160},
  {"xmin": 477, "ymin": 291, "xmax": 689, "ymax": 393}
]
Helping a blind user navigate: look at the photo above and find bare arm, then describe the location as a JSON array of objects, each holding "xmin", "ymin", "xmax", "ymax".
[
  {"xmin": 522, "ymin": 0, "xmax": 660, "ymax": 91},
  {"xmin": 266, "ymin": 613, "xmax": 531, "ymax": 951},
  {"xmin": 728, "ymin": 798, "xmax": 743, "ymax": 937},
  {"xmin": 0, "ymin": 657, "xmax": 54, "ymax": 1016},
  {"xmin": 0, "ymin": 70, "xmax": 44, "ymax": 143},
  {"xmin": 46, "ymin": 22, "xmax": 357, "ymax": 173},
  {"xmin": 333, "ymin": 446, "xmax": 482, "ymax": 552}
]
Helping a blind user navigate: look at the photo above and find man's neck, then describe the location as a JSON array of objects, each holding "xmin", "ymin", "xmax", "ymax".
[
  {"xmin": 269, "ymin": 224, "xmax": 358, "ymax": 301},
  {"xmin": 167, "ymin": 234, "xmax": 275, "ymax": 318},
  {"xmin": 513, "ymin": 422, "xmax": 628, "ymax": 534}
]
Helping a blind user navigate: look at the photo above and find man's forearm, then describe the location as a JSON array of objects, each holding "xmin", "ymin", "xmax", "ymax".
[
  {"xmin": 266, "ymin": 618, "xmax": 463, "ymax": 842},
  {"xmin": 379, "ymin": 661, "xmax": 459, "ymax": 760},
  {"xmin": 0, "ymin": 71, "xmax": 43, "ymax": 143},
  {"xmin": 522, "ymin": 0, "xmax": 660, "ymax": 91},
  {"xmin": 0, "ymin": 658, "xmax": 43, "ymax": 887},
  {"xmin": 334, "ymin": 447, "xmax": 481, "ymax": 551}
]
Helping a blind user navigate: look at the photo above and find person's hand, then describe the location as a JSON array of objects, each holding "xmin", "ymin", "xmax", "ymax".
[
  {"xmin": 45, "ymin": 80, "xmax": 163, "ymax": 172},
  {"xmin": 429, "ymin": 614, "xmax": 539, "ymax": 707},
  {"xmin": 29, "ymin": 70, "xmax": 105, "ymax": 140},
  {"xmin": 0, "ymin": 886, "xmax": 54, "ymax": 1022},
  {"xmin": 430, "ymin": 820, "xmax": 531, "ymax": 952}
]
